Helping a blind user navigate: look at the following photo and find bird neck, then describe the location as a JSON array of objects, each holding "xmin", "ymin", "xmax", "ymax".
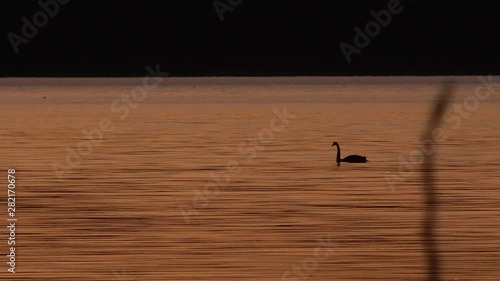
[{"xmin": 335, "ymin": 144, "xmax": 341, "ymax": 163}]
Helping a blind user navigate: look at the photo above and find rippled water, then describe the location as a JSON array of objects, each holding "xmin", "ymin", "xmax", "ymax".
[{"xmin": 0, "ymin": 77, "xmax": 499, "ymax": 280}]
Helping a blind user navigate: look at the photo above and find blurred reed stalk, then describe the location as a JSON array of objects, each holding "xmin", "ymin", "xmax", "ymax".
[{"xmin": 422, "ymin": 82, "xmax": 454, "ymax": 281}]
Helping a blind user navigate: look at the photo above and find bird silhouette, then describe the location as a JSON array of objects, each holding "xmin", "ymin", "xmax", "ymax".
[{"xmin": 331, "ymin": 141, "xmax": 368, "ymax": 166}]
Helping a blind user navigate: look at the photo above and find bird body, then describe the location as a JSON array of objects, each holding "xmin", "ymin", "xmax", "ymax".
[
  {"xmin": 341, "ymin": 154, "xmax": 367, "ymax": 163},
  {"xmin": 332, "ymin": 141, "xmax": 368, "ymax": 166}
]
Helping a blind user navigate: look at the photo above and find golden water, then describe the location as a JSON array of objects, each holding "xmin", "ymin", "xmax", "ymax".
[{"xmin": 0, "ymin": 77, "xmax": 499, "ymax": 280}]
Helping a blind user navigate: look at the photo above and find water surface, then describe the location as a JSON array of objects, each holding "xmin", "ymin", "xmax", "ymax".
[{"xmin": 0, "ymin": 77, "xmax": 498, "ymax": 280}]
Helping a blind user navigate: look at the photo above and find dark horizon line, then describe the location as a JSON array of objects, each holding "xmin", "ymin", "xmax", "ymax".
[{"xmin": 1, "ymin": 72, "xmax": 498, "ymax": 78}]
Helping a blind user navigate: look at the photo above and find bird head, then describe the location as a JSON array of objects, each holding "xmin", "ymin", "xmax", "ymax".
[{"xmin": 332, "ymin": 141, "xmax": 338, "ymax": 147}]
